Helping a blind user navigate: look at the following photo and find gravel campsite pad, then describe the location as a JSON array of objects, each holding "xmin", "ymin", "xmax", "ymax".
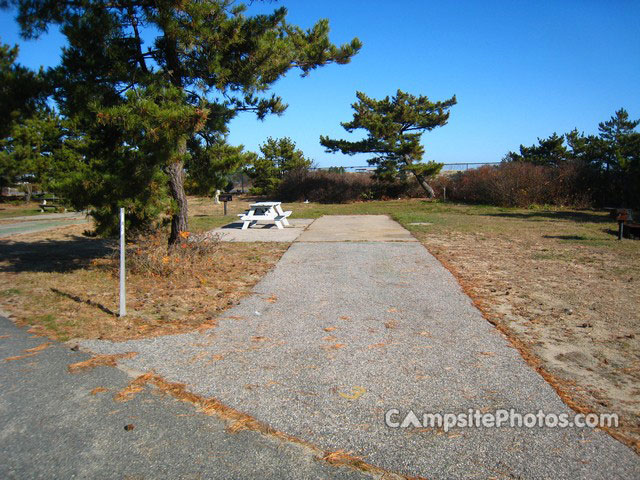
[{"xmin": 82, "ymin": 216, "xmax": 640, "ymax": 479}]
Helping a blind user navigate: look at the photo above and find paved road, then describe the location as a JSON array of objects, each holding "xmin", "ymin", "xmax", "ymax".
[
  {"xmin": 82, "ymin": 216, "xmax": 640, "ymax": 479},
  {"xmin": 0, "ymin": 212, "xmax": 89, "ymax": 238},
  {"xmin": 0, "ymin": 316, "xmax": 370, "ymax": 480}
]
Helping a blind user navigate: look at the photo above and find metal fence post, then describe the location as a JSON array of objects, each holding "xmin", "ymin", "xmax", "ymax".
[{"xmin": 119, "ymin": 207, "xmax": 126, "ymax": 317}]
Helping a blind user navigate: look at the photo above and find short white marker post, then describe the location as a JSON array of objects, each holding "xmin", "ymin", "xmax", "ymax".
[{"xmin": 119, "ymin": 207, "xmax": 126, "ymax": 317}]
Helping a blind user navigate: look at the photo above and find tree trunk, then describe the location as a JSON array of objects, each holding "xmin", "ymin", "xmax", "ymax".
[
  {"xmin": 24, "ymin": 184, "xmax": 33, "ymax": 203},
  {"xmin": 412, "ymin": 172, "xmax": 436, "ymax": 198},
  {"xmin": 168, "ymin": 141, "xmax": 188, "ymax": 245}
]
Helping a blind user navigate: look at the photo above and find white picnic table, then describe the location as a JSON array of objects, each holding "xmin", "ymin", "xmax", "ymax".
[{"xmin": 238, "ymin": 201, "xmax": 292, "ymax": 230}]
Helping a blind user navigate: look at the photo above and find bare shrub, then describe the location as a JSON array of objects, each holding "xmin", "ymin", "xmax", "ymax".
[
  {"xmin": 278, "ymin": 169, "xmax": 427, "ymax": 203},
  {"xmin": 278, "ymin": 169, "xmax": 374, "ymax": 203},
  {"xmin": 440, "ymin": 162, "xmax": 590, "ymax": 207},
  {"xmin": 121, "ymin": 230, "xmax": 221, "ymax": 277}
]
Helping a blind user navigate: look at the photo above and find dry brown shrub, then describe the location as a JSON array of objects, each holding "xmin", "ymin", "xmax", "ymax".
[
  {"xmin": 122, "ymin": 230, "xmax": 221, "ymax": 278},
  {"xmin": 438, "ymin": 162, "xmax": 591, "ymax": 207}
]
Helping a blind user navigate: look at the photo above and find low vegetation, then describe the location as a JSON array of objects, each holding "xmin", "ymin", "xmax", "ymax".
[
  {"xmin": 277, "ymin": 169, "xmax": 424, "ymax": 203},
  {"xmin": 435, "ymin": 161, "xmax": 590, "ymax": 207},
  {"xmin": 0, "ymin": 210, "xmax": 287, "ymax": 341},
  {"xmin": 437, "ymin": 109, "xmax": 640, "ymax": 209},
  {"xmin": 0, "ymin": 201, "xmax": 46, "ymax": 219}
]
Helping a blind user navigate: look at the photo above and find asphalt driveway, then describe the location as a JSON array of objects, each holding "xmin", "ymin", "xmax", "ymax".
[{"xmin": 0, "ymin": 316, "xmax": 371, "ymax": 479}]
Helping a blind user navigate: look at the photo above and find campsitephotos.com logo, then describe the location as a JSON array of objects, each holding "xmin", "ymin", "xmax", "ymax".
[{"xmin": 385, "ymin": 408, "xmax": 619, "ymax": 433}]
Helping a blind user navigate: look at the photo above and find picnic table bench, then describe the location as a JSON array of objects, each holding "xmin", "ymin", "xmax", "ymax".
[
  {"xmin": 238, "ymin": 202, "xmax": 291, "ymax": 230},
  {"xmin": 39, "ymin": 198, "xmax": 66, "ymax": 212}
]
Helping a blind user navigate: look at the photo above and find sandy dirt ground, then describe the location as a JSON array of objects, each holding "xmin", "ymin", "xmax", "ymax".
[{"xmin": 417, "ymin": 230, "xmax": 640, "ymax": 452}]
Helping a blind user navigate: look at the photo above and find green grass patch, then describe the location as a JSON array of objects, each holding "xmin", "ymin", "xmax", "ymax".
[
  {"xmin": 1, "ymin": 288, "xmax": 22, "ymax": 296},
  {"xmin": 0, "ymin": 205, "xmax": 43, "ymax": 219},
  {"xmin": 280, "ymin": 199, "xmax": 633, "ymax": 254},
  {"xmin": 188, "ymin": 214, "xmax": 233, "ymax": 233}
]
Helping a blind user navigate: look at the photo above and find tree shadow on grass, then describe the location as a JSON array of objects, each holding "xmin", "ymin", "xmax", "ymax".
[
  {"xmin": 50, "ymin": 287, "xmax": 117, "ymax": 316},
  {"xmin": 481, "ymin": 210, "xmax": 612, "ymax": 224},
  {"xmin": 542, "ymin": 234, "xmax": 587, "ymax": 240},
  {"xmin": 0, "ymin": 236, "xmax": 114, "ymax": 273}
]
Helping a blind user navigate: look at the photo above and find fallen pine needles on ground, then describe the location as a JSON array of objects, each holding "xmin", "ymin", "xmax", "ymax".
[{"xmin": 0, "ymin": 228, "xmax": 288, "ymax": 341}]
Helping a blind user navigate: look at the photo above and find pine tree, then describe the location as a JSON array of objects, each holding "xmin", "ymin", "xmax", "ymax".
[
  {"xmin": 506, "ymin": 133, "xmax": 569, "ymax": 166},
  {"xmin": 597, "ymin": 108, "xmax": 640, "ymax": 173},
  {"xmin": 8, "ymin": 1, "xmax": 361, "ymax": 242},
  {"xmin": 246, "ymin": 137, "xmax": 312, "ymax": 195},
  {"xmin": 184, "ymin": 137, "xmax": 255, "ymax": 196},
  {"xmin": 0, "ymin": 40, "xmax": 70, "ymax": 196},
  {"xmin": 0, "ymin": 40, "xmax": 47, "ymax": 139},
  {"xmin": 320, "ymin": 89, "xmax": 456, "ymax": 198}
]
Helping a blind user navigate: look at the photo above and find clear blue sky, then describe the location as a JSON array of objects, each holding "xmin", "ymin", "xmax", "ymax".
[{"xmin": 1, "ymin": 1, "xmax": 639, "ymax": 167}]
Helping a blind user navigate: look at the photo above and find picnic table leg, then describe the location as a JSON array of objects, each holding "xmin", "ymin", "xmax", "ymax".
[
  {"xmin": 242, "ymin": 221, "xmax": 250, "ymax": 230},
  {"xmin": 274, "ymin": 219, "xmax": 284, "ymax": 229},
  {"xmin": 275, "ymin": 205, "xmax": 290, "ymax": 226}
]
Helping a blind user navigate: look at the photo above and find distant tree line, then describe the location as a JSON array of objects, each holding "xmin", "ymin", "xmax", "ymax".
[{"xmin": 504, "ymin": 109, "xmax": 640, "ymax": 207}]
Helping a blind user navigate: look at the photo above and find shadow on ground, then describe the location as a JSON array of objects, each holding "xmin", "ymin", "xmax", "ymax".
[
  {"xmin": 0, "ymin": 236, "xmax": 113, "ymax": 273},
  {"xmin": 542, "ymin": 234, "xmax": 588, "ymax": 240},
  {"xmin": 50, "ymin": 287, "xmax": 117, "ymax": 316},
  {"xmin": 482, "ymin": 210, "xmax": 612, "ymax": 223},
  {"xmin": 220, "ymin": 222, "xmax": 279, "ymax": 229}
]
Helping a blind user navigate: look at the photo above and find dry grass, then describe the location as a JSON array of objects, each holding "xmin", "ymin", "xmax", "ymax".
[
  {"xmin": 422, "ymin": 232, "xmax": 640, "ymax": 452},
  {"xmin": 23, "ymin": 342, "xmax": 51, "ymax": 353},
  {"xmin": 3, "ymin": 352, "xmax": 39, "ymax": 362},
  {"xmin": 113, "ymin": 371, "xmax": 154, "ymax": 402},
  {"xmin": 3, "ymin": 341, "xmax": 51, "ymax": 362},
  {"xmin": 0, "ymin": 195, "xmax": 287, "ymax": 342},
  {"xmin": 0, "ymin": 201, "xmax": 44, "ymax": 220},
  {"xmin": 187, "ymin": 195, "xmax": 257, "ymax": 233},
  {"xmin": 0, "ymin": 226, "xmax": 287, "ymax": 341},
  {"xmin": 409, "ymin": 216, "xmax": 640, "ymax": 452}
]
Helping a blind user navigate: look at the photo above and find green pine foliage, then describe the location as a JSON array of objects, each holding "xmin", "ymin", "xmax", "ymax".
[
  {"xmin": 6, "ymin": 1, "xmax": 361, "ymax": 241},
  {"xmin": 505, "ymin": 132, "xmax": 568, "ymax": 166},
  {"xmin": 0, "ymin": 40, "xmax": 55, "ymax": 193},
  {"xmin": 320, "ymin": 89, "xmax": 457, "ymax": 197},
  {"xmin": 245, "ymin": 137, "xmax": 312, "ymax": 195},
  {"xmin": 0, "ymin": 40, "xmax": 48, "ymax": 138},
  {"xmin": 185, "ymin": 139, "xmax": 256, "ymax": 196}
]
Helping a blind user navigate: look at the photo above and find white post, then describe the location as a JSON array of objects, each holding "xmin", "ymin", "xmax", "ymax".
[{"xmin": 119, "ymin": 207, "xmax": 126, "ymax": 317}]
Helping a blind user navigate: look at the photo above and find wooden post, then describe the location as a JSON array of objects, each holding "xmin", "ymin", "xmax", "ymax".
[
  {"xmin": 617, "ymin": 211, "xmax": 628, "ymax": 241},
  {"xmin": 618, "ymin": 220, "xmax": 624, "ymax": 240},
  {"xmin": 119, "ymin": 207, "xmax": 126, "ymax": 317},
  {"xmin": 219, "ymin": 193, "xmax": 232, "ymax": 216}
]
